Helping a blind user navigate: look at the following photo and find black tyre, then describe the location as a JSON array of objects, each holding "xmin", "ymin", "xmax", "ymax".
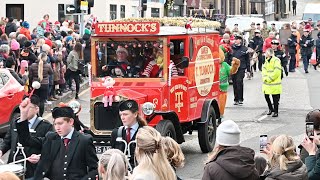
[
  {"xmin": 155, "ymin": 120, "xmax": 177, "ymax": 140},
  {"xmin": 198, "ymin": 106, "xmax": 216, "ymax": 153}
]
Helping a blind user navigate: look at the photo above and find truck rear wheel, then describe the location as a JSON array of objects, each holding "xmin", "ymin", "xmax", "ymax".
[
  {"xmin": 198, "ymin": 106, "xmax": 216, "ymax": 153},
  {"xmin": 155, "ymin": 120, "xmax": 177, "ymax": 141}
]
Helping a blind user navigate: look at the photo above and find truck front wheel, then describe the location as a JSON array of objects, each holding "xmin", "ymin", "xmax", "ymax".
[
  {"xmin": 155, "ymin": 120, "xmax": 177, "ymax": 141},
  {"xmin": 198, "ymin": 106, "xmax": 216, "ymax": 153}
]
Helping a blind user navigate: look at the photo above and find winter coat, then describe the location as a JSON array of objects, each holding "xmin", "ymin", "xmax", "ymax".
[
  {"xmin": 300, "ymin": 34, "xmax": 314, "ymax": 56},
  {"xmin": 249, "ymin": 36, "xmax": 264, "ymax": 52},
  {"xmin": 5, "ymin": 22, "xmax": 17, "ymax": 36},
  {"xmin": 288, "ymin": 34, "xmax": 298, "ymax": 54},
  {"xmin": 67, "ymin": 50, "xmax": 80, "ymax": 72},
  {"xmin": 202, "ymin": 146, "xmax": 259, "ymax": 180},
  {"xmin": 20, "ymin": 27, "xmax": 31, "ymax": 40},
  {"xmin": 305, "ymin": 149, "xmax": 320, "ymax": 180},
  {"xmin": 262, "ymin": 56, "xmax": 282, "ymax": 95},
  {"xmin": 29, "ymin": 60, "xmax": 53, "ymax": 85},
  {"xmin": 263, "ymin": 160, "xmax": 308, "ymax": 180},
  {"xmin": 316, "ymin": 38, "xmax": 320, "ymax": 59},
  {"xmin": 231, "ymin": 44, "xmax": 250, "ymax": 72},
  {"xmin": 20, "ymin": 49, "xmax": 38, "ymax": 66}
]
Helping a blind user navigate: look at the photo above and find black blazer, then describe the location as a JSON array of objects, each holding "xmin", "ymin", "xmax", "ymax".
[
  {"xmin": 0, "ymin": 117, "xmax": 53, "ymax": 178},
  {"xmin": 16, "ymin": 120, "xmax": 98, "ymax": 180},
  {"xmin": 111, "ymin": 125, "xmax": 143, "ymax": 168}
]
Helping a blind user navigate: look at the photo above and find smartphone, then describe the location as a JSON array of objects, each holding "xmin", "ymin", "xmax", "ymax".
[
  {"xmin": 259, "ymin": 135, "xmax": 268, "ymax": 152},
  {"xmin": 306, "ymin": 122, "xmax": 314, "ymax": 138}
]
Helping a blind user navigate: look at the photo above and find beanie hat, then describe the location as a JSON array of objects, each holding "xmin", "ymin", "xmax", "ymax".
[
  {"xmin": 66, "ymin": 36, "xmax": 73, "ymax": 43},
  {"xmin": 55, "ymin": 40, "xmax": 62, "ymax": 49},
  {"xmin": 11, "ymin": 39, "xmax": 20, "ymax": 51},
  {"xmin": 22, "ymin": 21, "xmax": 30, "ymax": 29},
  {"xmin": 24, "ymin": 41, "xmax": 32, "ymax": 48},
  {"xmin": 42, "ymin": 44, "xmax": 51, "ymax": 53},
  {"xmin": 216, "ymin": 120, "xmax": 241, "ymax": 146}
]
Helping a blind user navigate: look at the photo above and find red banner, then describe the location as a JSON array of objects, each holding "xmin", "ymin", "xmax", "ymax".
[{"xmin": 95, "ymin": 22, "xmax": 160, "ymax": 35}]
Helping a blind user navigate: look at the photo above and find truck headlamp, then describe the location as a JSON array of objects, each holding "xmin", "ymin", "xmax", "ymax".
[{"xmin": 142, "ymin": 102, "xmax": 155, "ymax": 116}]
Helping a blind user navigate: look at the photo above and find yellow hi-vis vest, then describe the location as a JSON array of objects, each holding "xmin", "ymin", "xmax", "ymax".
[{"xmin": 262, "ymin": 56, "xmax": 282, "ymax": 95}]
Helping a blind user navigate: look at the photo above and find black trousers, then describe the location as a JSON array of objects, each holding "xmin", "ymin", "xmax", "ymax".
[
  {"xmin": 34, "ymin": 84, "xmax": 49, "ymax": 116},
  {"xmin": 66, "ymin": 69, "xmax": 80, "ymax": 94},
  {"xmin": 258, "ymin": 53, "xmax": 263, "ymax": 71},
  {"xmin": 232, "ymin": 69, "xmax": 245, "ymax": 102},
  {"xmin": 293, "ymin": 7, "xmax": 296, "ymax": 15},
  {"xmin": 265, "ymin": 94, "xmax": 280, "ymax": 113},
  {"xmin": 289, "ymin": 53, "xmax": 296, "ymax": 71}
]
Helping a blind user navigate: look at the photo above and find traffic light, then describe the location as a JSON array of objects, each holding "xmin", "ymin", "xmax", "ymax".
[
  {"xmin": 74, "ymin": 0, "xmax": 81, "ymax": 13},
  {"xmin": 142, "ymin": 0, "xmax": 147, "ymax": 11}
]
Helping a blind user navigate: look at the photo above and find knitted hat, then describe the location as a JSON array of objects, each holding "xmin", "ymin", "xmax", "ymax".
[
  {"xmin": 216, "ymin": 120, "xmax": 241, "ymax": 146},
  {"xmin": 24, "ymin": 41, "xmax": 32, "ymax": 48},
  {"xmin": 21, "ymin": 21, "xmax": 30, "ymax": 29},
  {"xmin": 10, "ymin": 39, "xmax": 20, "ymax": 51},
  {"xmin": 65, "ymin": 36, "xmax": 73, "ymax": 43}
]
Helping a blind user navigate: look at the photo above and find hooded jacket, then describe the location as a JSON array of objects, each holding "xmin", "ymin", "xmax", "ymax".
[
  {"xmin": 202, "ymin": 146, "xmax": 259, "ymax": 180},
  {"xmin": 5, "ymin": 22, "xmax": 17, "ymax": 36},
  {"xmin": 263, "ymin": 160, "xmax": 308, "ymax": 180}
]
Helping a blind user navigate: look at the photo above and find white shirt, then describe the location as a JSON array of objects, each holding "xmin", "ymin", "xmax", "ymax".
[
  {"xmin": 61, "ymin": 128, "xmax": 74, "ymax": 140},
  {"xmin": 125, "ymin": 122, "xmax": 139, "ymax": 139},
  {"xmin": 28, "ymin": 115, "xmax": 37, "ymax": 129}
]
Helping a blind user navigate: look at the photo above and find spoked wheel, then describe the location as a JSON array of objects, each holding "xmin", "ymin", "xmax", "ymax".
[
  {"xmin": 155, "ymin": 120, "xmax": 177, "ymax": 140},
  {"xmin": 198, "ymin": 106, "xmax": 217, "ymax": 153}
]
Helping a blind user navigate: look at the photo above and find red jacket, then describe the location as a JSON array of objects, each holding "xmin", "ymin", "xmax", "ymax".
[
  {"xmin": 263, "ymin": 37, "xmax": 275, "ymax": 52},
  {"xmin": 20, "ymin": 27, "xmax": 31, "ymax": 40}
]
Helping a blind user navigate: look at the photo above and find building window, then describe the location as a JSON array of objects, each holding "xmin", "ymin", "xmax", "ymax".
[
  {"xmin": 120, "ymin": 5, "xmax": 125, "ymax": 18},
  {"xmin": 229, "ymin": 0, "xmax": 235, "ymax": 15},
  {"xmin": 58, "ymin": 4, "xmax": 78, "ymax": 24},
  {"xmin": 132, "ymin": 6, "xmax": 138, "ymax": 17},
  {"xmin": 241, "ymin": 0, "xmax": 247, "ymax": 14},
  {"xmin": 110, "ymin": 5, "xmax": 117, "ymax": 20},
  {"xmin": 151, "ymin": 8, "xmax": 160, "ymax": 17},
  {"xmin": 221, "ymin": 0, "xmax": 226, "ymax": 15},
  {"xmin": 6, "ymin": 4, "xmax": 24, "ymax": 20}
]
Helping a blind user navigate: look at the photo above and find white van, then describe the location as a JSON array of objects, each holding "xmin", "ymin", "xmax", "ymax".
[{"xmin": 302, "ymin": 3, "xmax": 320, "ymax": 21}]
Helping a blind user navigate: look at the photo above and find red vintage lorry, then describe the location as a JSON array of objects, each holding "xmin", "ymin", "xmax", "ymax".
[{"xmin": 89, "ymin": 19, "xmax": 221, "ymax": 154}]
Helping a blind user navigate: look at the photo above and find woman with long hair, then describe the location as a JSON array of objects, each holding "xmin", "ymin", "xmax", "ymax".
[
  {"xmin": 263, "ymin": 135, "xmax": 307, "ymax": 179},
  {"xmin": 98, "ymin": 149, "xmax": 129, "ymax": 180},
  {"xmin": 66, "ymin": 42, "xmax": 82, "ymax": 99},
  {"xmin": 162, "ymin": 136, "xmax": 185, "ymax": 180},
  {"xmin": 29, "ymin": 52, "xmax": 53, "ymax": 116},
  {"xmin": 132, "ymin": 126, "xmax": 176, "ymax": 180}
]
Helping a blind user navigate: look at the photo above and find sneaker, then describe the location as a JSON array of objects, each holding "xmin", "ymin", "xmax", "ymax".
[
  {"xmin": 239, "ymin": 101, "xmax": 243, "ymax": 105},
  {"xmin": 305, "ymin": 70, "xmax": 309, "ymax": 73},
  {"xmin": 234, "ymin": 101, "xmax": 239, "ymax": 105},
  {"xmin": 272, "ymin": 113, "xmax": 278, "ymax": 117},
  {"xmin": 48, "ymin": 97, "xmax": 57, "ymax": 101},
  {"xmin": 267, "ymin": 110, "xmax": 273, "ymax": 115}
]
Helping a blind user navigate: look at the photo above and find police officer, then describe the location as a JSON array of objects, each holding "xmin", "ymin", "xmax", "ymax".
[
  {"xmin": 262, "ymin": 48, "xmax": 282, "ymax": 117},
  {"xmin": 111, "ymin": 100, "xmax": 147, "ymax": 169},
  {"xmin": 271, "ymin": 40, "xmax": 288, "ymax": 77},
  {"xmin": 249, "ymin": 30, "xmax": 264, "ymax": 71},
  {"xmin": 0, "ymin": 95, "xmax": 53, "ymax": 179},
  {"xmin": 300, "ymin": 28, "xmax": 314, "ymax": 73},
  {"xmin": 288, "ymin": 29, "xmax": 298, "ymax": 72},
  {"xmin": 231, "ymin": 34, "xmax": 250, "ymax": 105}
]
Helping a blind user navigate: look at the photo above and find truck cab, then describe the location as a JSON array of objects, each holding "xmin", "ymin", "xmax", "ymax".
[{"xmin": 89, "ymin": 20, "xmax": 221, "ymax": 154}]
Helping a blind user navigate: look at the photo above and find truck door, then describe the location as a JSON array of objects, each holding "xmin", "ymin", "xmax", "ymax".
[{"xmin": 168, "ymin": 38, "xmax": 189, "ymax": 122}]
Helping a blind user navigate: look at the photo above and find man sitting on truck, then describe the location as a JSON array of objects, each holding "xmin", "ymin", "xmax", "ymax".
[{"xmin": 101, "ymin": 47, "xmax": 130, "ymax": 77}]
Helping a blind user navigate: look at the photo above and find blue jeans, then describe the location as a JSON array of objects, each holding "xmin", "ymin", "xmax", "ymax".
[{"xmin": 302, "ymin": 54, "xmax": 311, "ymax": 72}]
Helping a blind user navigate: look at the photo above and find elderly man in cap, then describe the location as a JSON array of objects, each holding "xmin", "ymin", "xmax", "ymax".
[
  {"xmin": 102, "ymin": 46, "xmax": 130, "ymax": 77},
  {"xmin": 0, "ymin": 95, "xmax": 53, "ymax": 179},
  {"xmin": 111, "ymin": 99, "xmax": 147, "ymax": 169},
  {"xmin": 300, "ymin": 28, "xmax": 314, "ymax": 73},
  {"xmin": 231, "ymin": 34, "xmax": 250, "ymax": 105},
  {"xmin": 231, "ymin": 24, "xmax": 241, "ymax": 36},
  {"xmin": 16, "ymin": 99, "xmax": 98, "ymax": 179}
]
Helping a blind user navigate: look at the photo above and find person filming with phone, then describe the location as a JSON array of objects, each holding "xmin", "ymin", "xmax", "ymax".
[{"xmin": 301, "ymin": 110, "xmax": 320, "ymax": 180}]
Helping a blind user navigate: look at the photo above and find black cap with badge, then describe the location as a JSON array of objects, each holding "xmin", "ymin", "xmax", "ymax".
[
  {"xmin": 119, "ymin": 100, "xmax": 139, "ymax": 112},
  {"xmin": 234, "ymin": 34, "xmax": 243, "ymax": 40},
  {"xmin": 52, "ymin": 107, "xmax": 74, "ymax": 119}
]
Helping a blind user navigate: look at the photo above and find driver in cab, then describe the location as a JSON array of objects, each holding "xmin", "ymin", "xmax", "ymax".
[{"xmin": 102, "ymin": 47, "xmax": 129, "ymax": 77}]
